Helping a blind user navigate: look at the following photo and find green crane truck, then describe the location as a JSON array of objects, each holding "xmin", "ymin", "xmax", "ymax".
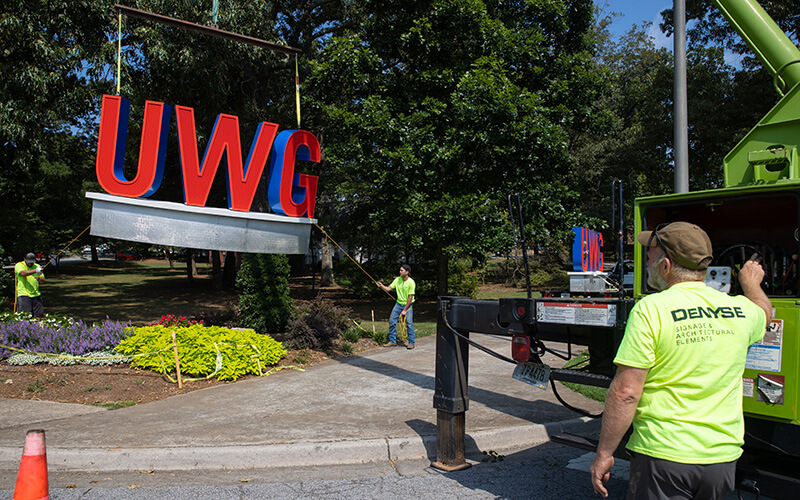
[{"xmin": 432, "ymin": 1, "xmax": 800, "ymax": 497}]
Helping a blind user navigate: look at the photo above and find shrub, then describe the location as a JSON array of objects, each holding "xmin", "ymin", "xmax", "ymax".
[
  {"xmin": 285, "ymin": 297, "xmax": 353, "ymax": 350},
  {"xmin": 237, "ymin": 254, "xmax": 294, "ymax": 334},
  {"xmin": 116, "ymin": 324, "xmax": 286, "ymax": 381},
  {"xmin": 370, "ymin": 330, "xmax": 388, "ymax": 345},
  {"xmin": 8, "ymin": 349, "xmax": 131, "ymax": 366},
  {"xmin": 341, "ymin": 327, "xmax": 362, "ymax": 343},
  {"xmin": 447, "ymin": 259, "xmax": 480, "ymax": 298},
  {"xmin": 0, "ymin": 315, "xmax": 132, "ymax": 359}
]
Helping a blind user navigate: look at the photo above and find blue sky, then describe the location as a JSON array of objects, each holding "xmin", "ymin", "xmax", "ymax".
[{"xmin": 602, "ymin": 1, "xmax": 674, "ymax": 48}]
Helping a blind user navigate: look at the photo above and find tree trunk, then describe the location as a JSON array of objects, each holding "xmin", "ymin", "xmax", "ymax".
[
  {"xmin": 222, "ymin": 251, "xmax": 237, "ymax": 289},
  {"xmin": 211, "ymin": 251, "xmax": 223, "ymax": 291},
  {"xmin": 166, "ymin": 247, "xmax": 175, "ymax": 270},
  {"xmin": 90, "ymin": 244, "xmax": 98, "ymax": 264},
  {"xmin": 320, "ymin": 238, "xmax": 335, "ymax": 286},
  {"xmin": 186, "ymin": 249, "xmax": 197, "ymax": 281},
  {"xmin": 437, "ymin": 244, "xmax": 448, "ymax": 296}
]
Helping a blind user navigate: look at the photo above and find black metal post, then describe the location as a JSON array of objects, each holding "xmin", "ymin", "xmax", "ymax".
[{"xmin": 432, "ymin": 297, "xmax": 471, "ymax": 471}]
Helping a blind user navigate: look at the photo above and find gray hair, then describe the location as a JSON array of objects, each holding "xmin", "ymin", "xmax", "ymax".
[{"xmin": 669, "ymin": 259, "xmax": 707, "ymax": 282}]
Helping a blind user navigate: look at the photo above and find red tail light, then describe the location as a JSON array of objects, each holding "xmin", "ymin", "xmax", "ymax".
[{"xmin": 512, "ymin": 334, "xmax": 530, "ymax": 362}]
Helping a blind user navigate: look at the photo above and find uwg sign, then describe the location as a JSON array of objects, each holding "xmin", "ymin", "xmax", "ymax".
[
  {"xmin": 96, "ymin": 95, "xmax": 318, "ymax": 218},
  {"xmin": 572, "ymin": 227, "xmax": 603, "ymax": 272}
]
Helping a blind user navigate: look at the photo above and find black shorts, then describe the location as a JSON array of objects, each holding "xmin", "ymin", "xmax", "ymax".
[
  {"xmin": 17, "ymin": 296, "xmax": 44, "ymax": 318},
  {"xmin": 627, "ymin": 451, "xmax": 736, "ymax": 500}
]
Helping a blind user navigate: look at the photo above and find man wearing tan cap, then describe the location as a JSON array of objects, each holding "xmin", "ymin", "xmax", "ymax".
[
  {"xmin": 590, "ymin": 222, "xmax": 772, "ymax": 499},
  {"xmin": 15, "ymin": 253, "xmax": 45, "ymax": 317}
]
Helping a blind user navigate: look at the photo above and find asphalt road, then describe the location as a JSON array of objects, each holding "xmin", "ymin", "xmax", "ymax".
[
  {"xmin": 3, "ymin": 442, "xmax": 627, "ymax": 499},
  {"xmin": 1, "ymin": 442, "xmax": 767, "ymax": 499}
]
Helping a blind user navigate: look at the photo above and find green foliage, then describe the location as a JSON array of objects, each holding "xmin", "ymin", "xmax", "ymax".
[
  {"xmin": 370, "ymin": 330, "xmax": 388, "ymax": 345},
  {"xmin": 27, "ymin": 380, "xmax": 46, "ymax": 393},
  {"xmin": 529, "ymin": 262, "xmax": 569, "ymax": 289},
  {"xmin": 115, "ymin": 325, "xmax": 286, "ymax": 381},
  {"xmin": 0, "ymin": 1, "xmax": 106, "ymax": 259},
  {"xmin": 7, "ymin": 350, "xmax": 131, "ymax": 367},
  {"xmin": 335, "ymin": 259, "xmax": 397, "ymax": 298},
  {"xmin": 237, "ymin": 254, "xmax": 294, "ymax": 334},
  {"xmin": 292, "ymin": 348, "xmax": 311, "ymax": 365},
  {"xmin": 447, "ymin": 259, "xmax": 480, "ymax": 299},
  {"xmin": 191, "ymin": 309, "xmax": 237, "ymax": 328},
  {"xmin": 340, "ymin": 328, "xmax": 363, "ymax": 343},
  {"xmin": 285, "ymin": 297, "xmax": 353, "ymax": 350},
  {"xmin": 309, "ymin": 0, "xmax": 603, "ymax": 293},
  {"xmin": 94, "ymin": 401, "xmax": 137, "ymax": 410},
  {"xmin": 340, "ymin": 341, "xmax": 354, "ymax": 354}
]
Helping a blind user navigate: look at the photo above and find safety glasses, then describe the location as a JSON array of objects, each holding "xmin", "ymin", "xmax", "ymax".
[{"xmin": 649, "ymin": 223, "xmax": 670, "ymax": 254}]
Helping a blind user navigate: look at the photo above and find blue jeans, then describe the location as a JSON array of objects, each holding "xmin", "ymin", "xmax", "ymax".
[{"xmin": 388, "ymin": 302, "xmax": 414, "ymax": 345}]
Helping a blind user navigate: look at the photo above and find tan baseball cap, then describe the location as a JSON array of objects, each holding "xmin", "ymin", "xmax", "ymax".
[{"xmin": 637, "ymin": 222, "xmax": 713, "ymax": 270}]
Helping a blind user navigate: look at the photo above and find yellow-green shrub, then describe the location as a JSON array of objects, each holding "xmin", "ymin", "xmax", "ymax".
[{"xmin": 115, "ymin": 325, "xmax": 286, "ymax": 381}]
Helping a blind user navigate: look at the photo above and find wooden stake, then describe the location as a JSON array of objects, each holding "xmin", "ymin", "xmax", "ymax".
[
  {"xmin": 371, "ymin": 310, "xmax": 376, "ymax": 335},
  {"xmin": 172, "ymin": 329, "xmax": 183, "ymax": 388}
]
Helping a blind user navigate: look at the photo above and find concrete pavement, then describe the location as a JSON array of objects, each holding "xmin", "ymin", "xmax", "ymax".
[{"xmin": 0, "ymin": 334, "xmax": 603, "ymax": 473}]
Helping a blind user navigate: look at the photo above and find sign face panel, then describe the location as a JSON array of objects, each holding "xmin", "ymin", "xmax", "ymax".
[
  {"xmin": 95, "ymin": 95, "xmax": 319, "ymax": 218},
  {"xmin": 572, "ymin": 227, "xmax": 603, "ymax": 272},
  {"xmin": 91, "ymin": 95, "xmax": 320, "ymax": 254}
]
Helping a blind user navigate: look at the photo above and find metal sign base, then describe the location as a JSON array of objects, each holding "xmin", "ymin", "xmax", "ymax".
[{"xmin": 86, "ymin": 192, "xmax": 314, "ymax": 254}]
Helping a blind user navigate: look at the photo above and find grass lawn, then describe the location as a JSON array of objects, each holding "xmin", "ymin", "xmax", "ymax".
[
  {"xmin": 40, "ymin": 259, "xmax": 235, "ymax": 325},
  {"xmin": 33, "ymin": 259, "xmax": 438, "ymax": 344}
]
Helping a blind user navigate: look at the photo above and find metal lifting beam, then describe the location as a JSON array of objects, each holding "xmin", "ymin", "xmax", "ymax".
[{"xmin": 114, "ymin": 4, "xmax": 302, "ymax": 56}]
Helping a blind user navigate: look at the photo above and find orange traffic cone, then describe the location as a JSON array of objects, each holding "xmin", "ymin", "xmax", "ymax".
[{"xmin": 13, "ymin": 429, "xmax": 49, "ymax": 500}]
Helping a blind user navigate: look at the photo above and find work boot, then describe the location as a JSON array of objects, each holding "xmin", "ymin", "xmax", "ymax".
[{"xmin": 383, "ymin": 342, "xmax": 397, "ymax": 347}]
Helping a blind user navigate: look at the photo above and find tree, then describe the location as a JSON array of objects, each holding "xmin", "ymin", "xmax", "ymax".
[
  {"xmin": 236, "ymin": 254, "xmax": 294, "ymax": 334},
  {"xmin": 0, "ymin": 0, "xmax": 108, "ymax": 260},
  {"xmin": 308, "ymin": 0, "xmax": 606, "ymax": 294},
  {"xmin": 570, "ymin": 2, "xmax": 783, "ymax": 246},
  {"xmin": 107, "ymin": 0, "xmax": 359, "ymax": 284}
]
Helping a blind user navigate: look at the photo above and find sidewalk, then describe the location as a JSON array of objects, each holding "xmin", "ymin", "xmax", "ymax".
[{"xmin": 0, "ymin": 335, "xmax": 603, "ymax": 472}]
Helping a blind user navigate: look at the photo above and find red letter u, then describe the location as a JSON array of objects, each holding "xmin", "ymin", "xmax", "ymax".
[{"xmin": 95, "ymin": 95, "xmax": 170, "ymax": 198}]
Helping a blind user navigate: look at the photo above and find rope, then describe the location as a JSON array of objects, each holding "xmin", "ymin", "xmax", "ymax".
[
  {"xmin": 398, "ymin": 314, "xmax": 408, "ymax": 343},
  {"xmin": 295, "ymin": 54, "xmax": 301, "ymax": 128},
  {"xmin": 313, "ymin": 223, "xmax": 414, "ymax": 343},
  {"xmin": 12, "ymin": 224, "xmax": 92, "ymax": 313},
  {"xmin": 117, "ymin": 12, "xmax": 122, "ymax": 95},
  {"xmin": 211, "ymin": 0, "xmax": 219, "ymax": 27},
  {"xmin": 41, "ymin": 224, "xmax": 92, "ymax": 271},
  {"xmin": 313, "ymin": 223, "xmax": 394, "ymax": 301}
]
